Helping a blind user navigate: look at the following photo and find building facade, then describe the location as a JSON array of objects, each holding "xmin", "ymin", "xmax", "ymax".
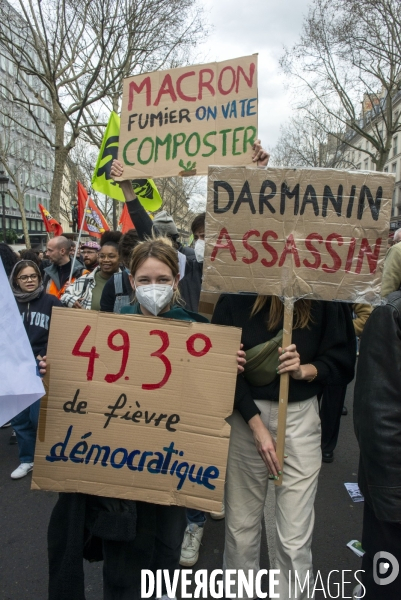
[
  {"xmin": 0, "ymin": 0, "xmax": 75, "ymax": 247},
  {"xmin": 338, "ymin": 88, "xmax": 401, "ymax": 237}
]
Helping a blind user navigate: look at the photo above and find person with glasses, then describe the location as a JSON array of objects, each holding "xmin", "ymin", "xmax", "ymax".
[
  {"xmin": 8, "ymin": 260, "xmax": 63, "ymax": 479},
  {"xmin": 80, "ymin": 240, "xmax": 100, "ymax": 272}
]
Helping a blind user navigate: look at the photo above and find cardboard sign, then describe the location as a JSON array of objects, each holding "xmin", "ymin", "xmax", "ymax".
[
  {"xmin": 202, "ymin": 166, "xmax": 395, "ymax": 304},
  {"xmin": 32, "ymin": 309, "xmax": 241, "ymax": 511},
  {"xmin": 118, "ymin": 55, "xmax": 258, "ymax": 179}
]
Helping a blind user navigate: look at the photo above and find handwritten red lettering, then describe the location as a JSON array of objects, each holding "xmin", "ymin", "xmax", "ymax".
[
  {"xmin": 345, "ymin": 238, "xmax": 357, "ymax": 273},
  {"xmin": 186, "ymin": 334, "xmax": 212, "ymax": 357},
  {"xmin": 242, "ymin": 229, "xmax": 260, "ymax": 264},
  {"xmin": 322, "ymin": 233, "xmax": 343, "ymax": 273},
  {"xmin": 153, "ymin": 74, "xmax": 177, "ymax": 106},
  {"xmin": 104, "ymin": 330, "xmax": 130, "ymax": 383},
  {"xmin": 211, "ymin": 227, "xmax": 237, "ymax": 262},
  {"xmin": 303, "ymin": 233, "xmax": 323, "ymax": 269},
  {"xmin": 176, "ymin": 71, "xmax": 196, "ymax": 102},
  {"xmin": 71, "ymin": 325, "xmax": 99, "ymax": 381},
  {"xmin": 261, "ymin": 230, "xmax": 278, "ymax": 267},
  {"xmin": 142, "ymin": 330, "xmax": 172, "ymax": 390},
  {"xmin": 198, "ymin": 68, "xmax": 215, "ymax": 99},
  {"xmin": 128, "ymin": 77, "xmax": 151, "ymax": 110},
  {"xmin": 355, "ymin": 238, "xmax": 382, "ymax": 274},
  {"xmin": 218, "ymin": 66, "xmax": 236, "ymax": 95},
  {"xmin": 235, "ymin": 63, "xmax": 256, "ymax": 92}
]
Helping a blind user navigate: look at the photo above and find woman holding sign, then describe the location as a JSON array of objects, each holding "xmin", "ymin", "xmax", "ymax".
[
  {"xmin": 44, "ymin": 236, "xmax": 245, "ymax": 600},
  {"xmin": 212, "ymin": 294, "xmax": 355, "ymax": 599},
  {"xmin": 9, "ymin": 260, "xmax": 62, "ymax": 479}
]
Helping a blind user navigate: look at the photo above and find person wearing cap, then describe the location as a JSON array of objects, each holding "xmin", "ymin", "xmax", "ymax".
[
  {"xmin": 61, "ymin": 232, "xmax": 121, "ymax": 310},
  {"xmin": 151, "ymin": 210, "xmax": 194, "ymax": 257},
  {"xmin": 80, "ymin": 241, "xmax": 100, "ymax": 272}
]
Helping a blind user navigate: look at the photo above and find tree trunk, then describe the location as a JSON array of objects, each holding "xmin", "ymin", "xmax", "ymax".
[
  {"xmin": 13, "ymin": 192, "xmax": 31, "ymax": 249},
  {"xmin": 50, "ymin": 110, "xmax": 77, "ymax": 222}
]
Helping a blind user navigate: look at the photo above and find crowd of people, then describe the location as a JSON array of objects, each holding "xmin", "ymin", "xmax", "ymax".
[{"xmin": 1, "ymin": 140, "xmax": 400, "ymax": 600}]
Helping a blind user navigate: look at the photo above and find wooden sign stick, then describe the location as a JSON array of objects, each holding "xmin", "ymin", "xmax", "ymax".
[{"xmin": 274, "ymin": 299, "xmax": 294, "ymax": 487}]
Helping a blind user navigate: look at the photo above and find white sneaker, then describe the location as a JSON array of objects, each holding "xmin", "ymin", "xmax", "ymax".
[
  {"xmin": 210, "ymin": 504, "xmax": 225, "ymax": 520},
  {"xmin": 179, "ymin": 523, "xmax": 204, "ymax": 567},
  {"xmin": 11, "ymin": 462, "xmax": 34, "ymax": 479}
]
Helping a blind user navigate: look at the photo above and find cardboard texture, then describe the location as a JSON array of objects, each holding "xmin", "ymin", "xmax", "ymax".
[
  {"xmin": 202, "ymin": 166, "xmax": 395, "ymax": 304},
  {"xmin": 32, "ymin": 309, "xmax": 241, "ymax": 511},
  {"xmin": 118, "ymin": 55, "xmax": 258, "ymax": 179}
]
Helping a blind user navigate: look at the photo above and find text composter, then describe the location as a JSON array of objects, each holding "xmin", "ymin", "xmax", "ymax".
[
  {"xmin": 32, "ymin": 310, "xmax": 241, "ymax": 511},
  {"xmin": 118, "ymin": 55, "xmax": 258, "ymax": 179},
  {"xmin": 202, "ymin": 166, "xmax": 395, "ymax": 303}
]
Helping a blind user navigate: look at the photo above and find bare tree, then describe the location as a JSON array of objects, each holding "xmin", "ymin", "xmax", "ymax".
[
  {"xmin": 281, "ymin": 0, "xmax": 401, "ymax": 171},
  {"xmin": 0, "ymin": 0, "xmax": 207, "ymax": 221},
  {"xmin": 270, "ymin": 107, "xmax": 358, "ymax": 169}
]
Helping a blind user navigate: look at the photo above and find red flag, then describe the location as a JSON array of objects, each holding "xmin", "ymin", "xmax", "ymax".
[
  {"xmin": 77, "ymin": 182, "xmax": 110, "ymax": 239},
  {"xmin": 38, "ymin": 203, "xmax": 63, "ymax": 236},
  {"xmin": 119, "ymin": 203, "xmax": 135, "ymax": 234}
]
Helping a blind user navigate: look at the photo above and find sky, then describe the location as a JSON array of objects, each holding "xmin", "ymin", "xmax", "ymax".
[{"xmin": 196, "ymin": 0, "xmax": 312, "ymax": 150}]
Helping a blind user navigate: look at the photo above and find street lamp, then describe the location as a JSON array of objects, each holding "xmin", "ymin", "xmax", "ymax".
[{"xmin": 0, "ymin": 170, "xmax": 10, "ymax": 243}]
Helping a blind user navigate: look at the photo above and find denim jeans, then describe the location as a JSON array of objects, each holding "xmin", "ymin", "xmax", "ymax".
[
  {"xmin": 187, "ymin": 509, "xmax": 207, "ymax": 527},
  {"xmin": 11, "ymin": 398, "xmax": 41, "ymax": 463}
]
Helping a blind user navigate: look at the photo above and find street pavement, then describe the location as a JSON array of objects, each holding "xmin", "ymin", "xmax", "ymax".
[{"xmin": 0, "ymin": 379, "xmax": 363, "ymax": 599}]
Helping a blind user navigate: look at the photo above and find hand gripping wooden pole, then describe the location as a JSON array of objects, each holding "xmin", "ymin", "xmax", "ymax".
[{"xmin": 274, "ymin": 299, "xmax": 294, "ymax": 487}]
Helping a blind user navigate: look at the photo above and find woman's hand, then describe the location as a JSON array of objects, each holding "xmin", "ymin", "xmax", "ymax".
[
  {"xmin": 252, "ymin": 139, "xmax": 270, "ymax": 167},
  {"xmin": 277, "ymin": 344, "xmax": 302, "ymax": 379},
  {"xmin": 236, "ymin": 343, "xmax": 246, "ymax": 374},
  {"xmin": 248, "ymin": 414, "xmax": 281, "ymax": 477},
  {"xmin": 277, "ymin": 345, "xmax": 317, "ymax": 381},
  {"xmin": 72, "ymin": 299, "xmax": 83, "ymax": 309},
  {"xmin": 110, "ymin": 159, "xmax": 136, "ymax": 200},
  {"xmin": 39, "ymin": 356, "xmax": 47, "ymax": 377}
]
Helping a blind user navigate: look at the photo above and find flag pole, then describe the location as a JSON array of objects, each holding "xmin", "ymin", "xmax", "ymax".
[{"xmin": 69, "ymin": 188, "xmax": 90, "ymax": 284}]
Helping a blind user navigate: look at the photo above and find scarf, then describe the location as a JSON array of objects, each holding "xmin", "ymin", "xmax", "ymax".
[{"xmin": 9, "ymin": 260, "xmax": 45, "ymax": 303}]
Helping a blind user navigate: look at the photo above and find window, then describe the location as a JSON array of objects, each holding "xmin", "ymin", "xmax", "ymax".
[
  {"xmin": 394, "ymin": 136, "xmax": 398, "ymax": 157},
  {"xmin": 4, "ymin": 192, "xmax": 10, "ymax": 208},
  {"xmin": 358, "ymin": 146, "xmax": 361, "ymax": 159},
  {"xmin": 385, "ymin": 166, "xmax": 389, "ymax": 172},
  {"xmin": 17, "ymin": 219, "xmax": 22, "ymax": 231},
  {"xmin": 364, "ymin": 159, "xmax": 369, "ymax": 170},
  {"xmin": 392, "ymin": 162, "xmax": 397, "ymax": 173},
  {"xmin": 25, "ymin": 194, "xmax": 30, "ymax": 211},
  {"xmin": 31, "ymin": 195, "xmax": 37, "ymax": 212},
  {"xmin": 357, "ymin": 163, "xmax": 361, "ymax": 170},
  {"xmin": 11, "ymin": 218, "xmax": 17, "ymax": 229},
  {"xmin": 5, "ymin": 218, "xmax": 10, "ymax": 228}
]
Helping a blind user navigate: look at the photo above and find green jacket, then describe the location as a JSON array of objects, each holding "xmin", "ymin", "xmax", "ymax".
[
  {"xmin": 381, "ymin": 243, "xmax": 401, "ymax": 297},
  {"xmin": 121, "ymin": 303, "xmax": 209, "ymax": 323}
]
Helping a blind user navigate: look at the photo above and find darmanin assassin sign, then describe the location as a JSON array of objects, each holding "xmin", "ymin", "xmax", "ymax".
[
  {"xmin": 202, "ymin": 164, "xmax": 395, "ymax": 485},
  {"xmin": 32, "ymin": 309, "xmax": 241, "ymax": 511},
  {"xmin": 202, "ymin": 166, "xmax": 394, "ymax": 304}
]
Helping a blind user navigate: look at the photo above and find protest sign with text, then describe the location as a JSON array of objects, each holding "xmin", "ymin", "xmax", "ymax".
[
  {"xmin": 202, "ymin": 166, "xmax": 395, "ymax": 304},
  {"xmin": 118, "ymin": 55, "xmax": 258, "ymax": 179},
  {"xmin": 32, "ymin": 309, "xmax": 240, "ymax": 511}
]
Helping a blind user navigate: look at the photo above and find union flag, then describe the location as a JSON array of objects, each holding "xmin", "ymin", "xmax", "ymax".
[
  {"xmin": 77, "ymin": 182, "xmax": 110, "ymax": 239},
  {"xmin": 38, "ymin": 203, "xmax": 63, "ymax": 236}
]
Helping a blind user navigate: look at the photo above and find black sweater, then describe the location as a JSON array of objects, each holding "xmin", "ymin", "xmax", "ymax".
[
  {"xmin": 16, "ymin": 291, "xmax": 63, "ymax": 357},
  {"xmin": 126, "ymin": 198, "xmax": 203, "ymax": 311},
  {"xmin": 212, "ymin": 294, "xmax": 356, "ymax": 423}
]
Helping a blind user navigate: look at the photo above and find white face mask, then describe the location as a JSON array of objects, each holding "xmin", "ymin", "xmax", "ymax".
[
  {"xmin": 135, "ymin": 283, "xmax": 174, "ymax": 316},
  {"xmin": 194, "ymin": 239, "xmax": 205, "ymax": 263}
]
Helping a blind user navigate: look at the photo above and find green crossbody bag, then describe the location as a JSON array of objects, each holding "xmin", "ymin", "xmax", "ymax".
[{"xmin": 243, "ymin": 329, "xmax": 283, "ymax": 386}]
